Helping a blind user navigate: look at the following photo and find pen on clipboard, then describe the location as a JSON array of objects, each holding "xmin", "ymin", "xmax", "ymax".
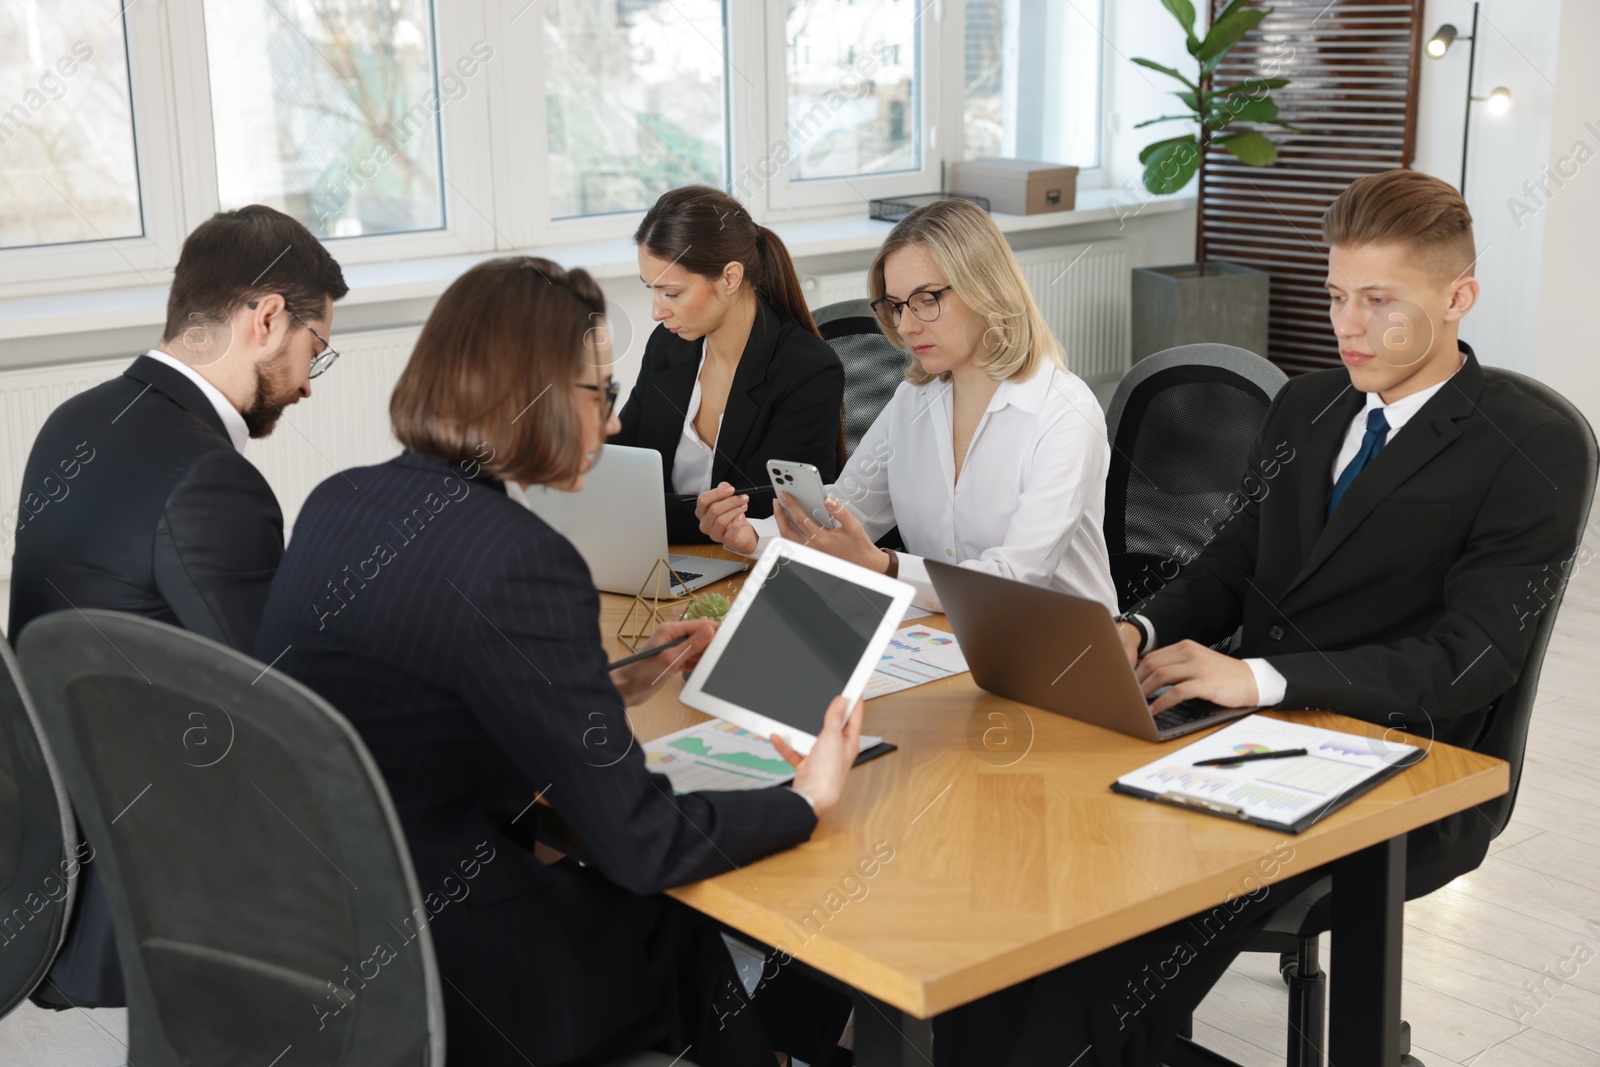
[
  {"xmin": 1193, "ymin": 747, "xmax": 1308, "ymax": 768},
  {"xmin": 606, "ymin": 635, "xmax": 691, "ymax": 671}
]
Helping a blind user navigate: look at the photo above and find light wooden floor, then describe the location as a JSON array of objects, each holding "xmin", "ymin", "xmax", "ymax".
[{"xmin": 4, "ymin": 577, "xmax": 1599, "ymax": 1066}]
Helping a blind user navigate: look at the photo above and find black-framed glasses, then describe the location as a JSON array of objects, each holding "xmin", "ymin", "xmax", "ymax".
[
  {"xmin": 870, "ymin": 285, "xmax": 954, "ymax": 327},
  {"xmin": 576, "ymin": 379, "xmax": 620, "ymax": 422},
  {"xmin": 246, "ymin": 299, "xmax": 341, "ymax": 378}
]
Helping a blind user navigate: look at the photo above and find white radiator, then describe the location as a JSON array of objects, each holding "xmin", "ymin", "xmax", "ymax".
[
  {"xmin": 803, "ymin": 239, "xmax": 1129, "ymax": 384},
  {"xmin": 0, "ymin": 327, "xmax": 421, "ymax": 580},
  {"xmin": 1013, "ymin": 240, "xmax": 1130, "ymax": 385}
]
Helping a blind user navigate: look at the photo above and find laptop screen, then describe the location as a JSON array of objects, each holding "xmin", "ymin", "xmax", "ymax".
[{"xmin": 699, "ymin": 557, "xmax": 894, "ymax": 734}]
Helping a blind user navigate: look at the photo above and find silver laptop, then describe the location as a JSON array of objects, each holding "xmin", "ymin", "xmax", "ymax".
[
  {"xmin": 925, "ymin": 560, "xmax": 1255, "ymax": 741},
  {"xmin": 523, "ymin": 445, "xmax": 747, "ymax": 595}
]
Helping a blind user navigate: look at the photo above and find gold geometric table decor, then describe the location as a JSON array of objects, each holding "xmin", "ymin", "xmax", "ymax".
[{"xmin": 616, "ymin": 557, "xmax": 693, "ymax": 651}]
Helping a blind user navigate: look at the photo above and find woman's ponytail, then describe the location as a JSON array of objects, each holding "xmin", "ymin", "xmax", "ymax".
[{"xmin": 752, "ymin": 225, "xmax": 821, "ymax": 338}]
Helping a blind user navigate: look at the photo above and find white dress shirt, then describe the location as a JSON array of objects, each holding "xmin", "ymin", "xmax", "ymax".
[
  {"xmin": 1136, "ymin": 364, "xmax": 1463, "ymax": 707},
  {"xmin": 145, "ymin": 348, "xmax": 249, "ymax": 454},
  {"xmin": 748, "ymin": 362, "xmax": 1118, "ymax": 613},
  {"xmin": 671, "ymin": 341, "xmax": 720, "ymax": 496}
]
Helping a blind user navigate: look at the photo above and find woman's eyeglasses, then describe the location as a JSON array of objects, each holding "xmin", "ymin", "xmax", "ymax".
[
  {"xmin": 576, "ymin": 379, "xmax": 620, "ymax": 421},
  {"xmin": 870, "ymin": 285, "xmax": 954, "ymax": 328}
]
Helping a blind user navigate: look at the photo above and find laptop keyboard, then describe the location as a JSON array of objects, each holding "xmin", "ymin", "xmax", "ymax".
[{"xmin": 1151, "ymin": 700, "xmax": 1225, "ymax": 732}]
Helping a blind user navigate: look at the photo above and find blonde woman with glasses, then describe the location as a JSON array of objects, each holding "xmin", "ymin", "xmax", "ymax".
[{"xmin": 695, "ymin": 197, "xmax": 1116, "ymax": 614}]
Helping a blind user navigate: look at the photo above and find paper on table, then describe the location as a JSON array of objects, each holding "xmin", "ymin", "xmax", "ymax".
[
  {"xmin": 1114, "ymin": 715, "xmax": 1421, "ymax": 830},
  {"xmin": 865, "ymin": 625, "xmax": 969, "ymax": 699},
  {"xmin": 645, "ymin": 719, "xmax": 886, "ymax": 794}
]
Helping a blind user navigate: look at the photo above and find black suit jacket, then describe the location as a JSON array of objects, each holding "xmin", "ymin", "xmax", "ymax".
[
  {"xmin": 611, "ymin": 301, "xmax": 845, "ymax": 542},
  {"xmin": 9, "ymin": 354, "xmax": 283, "ymax": 650},
  {"xmin": 254, "ymin": 452, "xmax": 816, "ymax": 1066},
  {"xmin": 7, "ymin": 354, "xmax": 283, "ymax": 1009},
  {"xmin": 1141, "ymin": 345, "xmax": 1587, "ymax": 896}
]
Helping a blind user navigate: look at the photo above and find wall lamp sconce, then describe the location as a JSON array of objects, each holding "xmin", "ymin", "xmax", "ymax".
[{"xmin": 1426, "ymin": 3, "xmax": 1513, "ymax": 196}]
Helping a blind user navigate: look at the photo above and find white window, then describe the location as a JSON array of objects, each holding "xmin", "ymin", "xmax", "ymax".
[
  {"xmin": 202, "ymin": 0, "xmax": 448, "ymax": 240},
  {"xmin": 964, "ymin": 0, "xmax": 1104, "ymax": 168},
  {"xmin": 0, "ymin": 1, "xmax": 141, "ymax": 248},
  {"xmin": 543, "ymin": 0, "xmax": 728, "ymax": 220},
  {"xmin": 763, "ymin": 0, "xmax": 941, "ymax": 211},
  {"xmin": 785, "ymin": 0, "xmax": 918, "ymax": 182}
]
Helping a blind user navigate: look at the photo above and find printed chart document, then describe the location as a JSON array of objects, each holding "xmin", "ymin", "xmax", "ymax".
[
  {"xmin": 645, "ymin": 720, "xmax": 889, "ymax": 794},
  {"xmin": 1112, "ymin": 715, "xmax": 1424, "ymax": 833},
  {"xmin": 865, "ymin": 625, "xmax": 970, "ymax": 699}
]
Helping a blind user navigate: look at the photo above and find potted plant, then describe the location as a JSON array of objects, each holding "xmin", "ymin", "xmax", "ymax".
[{"xmin": 1128, "ymin": 0, "xmax": 1294, "ymax": 360}]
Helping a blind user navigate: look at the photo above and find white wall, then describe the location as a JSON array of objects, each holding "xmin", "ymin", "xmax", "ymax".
[
  {"xmin": 1531, "ymin": 0, "xmax": 1600, "ymax": 429},
  {"xmin": 1411, "ymin": 0, "xmax": 1562, "ymax": 377}
]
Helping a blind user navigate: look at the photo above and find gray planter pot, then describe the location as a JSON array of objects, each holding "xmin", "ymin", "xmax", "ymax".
[{"xmin": 1131, "ymin": 262, "xmax": 1271, "ymax": 362}]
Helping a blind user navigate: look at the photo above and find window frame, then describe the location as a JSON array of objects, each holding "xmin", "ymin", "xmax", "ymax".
[
  {"xmin": 0, "ymin": 0, "xmax": 1116, "ymax": 301},
  {"xmin": 760, "ymin": 0, "xmax": 945, "ymax": 213}
]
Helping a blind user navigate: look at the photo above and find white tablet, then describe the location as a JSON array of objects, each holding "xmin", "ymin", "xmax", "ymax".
[{"xmin": 680, "ymin": 540, "xmax": 914, "ymax": 755}]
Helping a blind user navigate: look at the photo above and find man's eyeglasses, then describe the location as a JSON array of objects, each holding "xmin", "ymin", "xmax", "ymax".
[
  {"xmin": 870, "ymin": 285, "xmax": 954, "ymax": 328},
  {"xmin": 245, "ymin": 299, "xmax": 340, "ymax": 378},
  {"xmin": 576, "ymin": 379, "xmax": 620, "ymax": 422}
]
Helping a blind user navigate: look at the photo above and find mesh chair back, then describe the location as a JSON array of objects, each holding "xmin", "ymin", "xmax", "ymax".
[
  {"xmin": 1104, "ymin": 344, "xmax": 1288, "ymax": 612},
  {"xmin": 1472, "ymin": 369, "xmax": 1597, "ymax": 835},
  {"xmin": 17, "ymin": 612, "xmax": 443, "ymax": 1067},
  {"xmin": 0, "ymin": 639, "xmax": 78, "ymax": 1018},
  {"xmin": 814, "ymin": 299, "xmax": 910, "ymax": 459}
]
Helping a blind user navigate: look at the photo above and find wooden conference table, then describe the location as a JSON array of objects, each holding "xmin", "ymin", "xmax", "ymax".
[{"xmin": 595, "ymin": 546, "xmax": 1509, "ymax": 1066}]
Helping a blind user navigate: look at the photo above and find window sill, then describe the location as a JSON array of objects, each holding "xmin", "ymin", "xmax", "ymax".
[{"xmin": 0, "ymin": 188, "xmax": 1193, "ymax": 350}]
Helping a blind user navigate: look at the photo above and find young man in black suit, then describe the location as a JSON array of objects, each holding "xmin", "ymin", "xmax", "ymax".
[
  {"xmin": 1119, "ymin": 168, "xmax": 1588, "ymax": 900},
  {"xmin": 8, "ymin": 204, "xmax": 346, "ymax": 1008}
]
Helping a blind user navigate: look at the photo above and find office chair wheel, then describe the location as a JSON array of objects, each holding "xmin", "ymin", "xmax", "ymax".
[
  {"xmin": 1399, "ymin": 1057, "xmax": 1425, "ymax": 1067},
  {"xmin": 1279, "ymin": 949, "xmax": 1297, "ymax": 984}
]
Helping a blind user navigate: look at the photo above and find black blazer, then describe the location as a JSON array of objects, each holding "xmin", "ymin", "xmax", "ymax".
[
  {"xmin": 611, "ymin": 301, "xmax": 845, "ymax": 542},
  {"xmin": 253, "ymin": 453, "xmax": 816, "ymax": 1066},
  {"xmin": 7, "ymin": 354, "xmax": 283, "ymax": 1010},
  {"xmin": 8, "ymin": 354, "xmax": 283, "ymax": 651},
  {"xmin": 1141, "ymin": 345, "xmax": 1588, "ymax": 896}
]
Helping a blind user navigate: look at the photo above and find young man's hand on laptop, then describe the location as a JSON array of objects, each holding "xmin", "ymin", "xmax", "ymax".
[
  {"xmin": 614, "ymin": 619, "xmax": 718, "ymax": 705},
  {"xmin": 1135, "ymin": 640, "xmax": 1259, "ymax": 715},
  {"xmin": 773, "ymin": 696, "xmax": 864, "ymax": 819},
  {"xmin": 696, "ymin": 482, "xmax": 761, "ymax": 555}
]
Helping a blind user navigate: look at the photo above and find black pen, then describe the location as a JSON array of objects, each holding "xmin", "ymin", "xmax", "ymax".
[
  {"xmin": 606, "ymin": 634, "xmax": 692, "ymax": 671},
  {"xmin": 1193, "ymin": 747, "xmax": 1308, "ymax": 768}
]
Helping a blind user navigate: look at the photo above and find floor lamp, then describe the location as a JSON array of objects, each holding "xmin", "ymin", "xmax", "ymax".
[{"xmin": 1427, "ymin": 2, "xmax": 1513, "ymax": 196}]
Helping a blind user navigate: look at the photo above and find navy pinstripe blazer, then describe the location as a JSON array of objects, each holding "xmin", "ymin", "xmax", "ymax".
[{"xmin": 255, "ymin": 452, "xmax": 815, "ymax": 1065}]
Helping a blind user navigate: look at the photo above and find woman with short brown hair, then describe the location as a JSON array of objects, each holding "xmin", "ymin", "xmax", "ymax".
[{"xmin": 255, "ymin": 256, "xmax": 860, "ymax": 1067}]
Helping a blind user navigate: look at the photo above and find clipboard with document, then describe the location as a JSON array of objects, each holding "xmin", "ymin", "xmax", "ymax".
[{"xmin": 1111, "ymin": 715, "xmax": 1425, "ymax": 833}]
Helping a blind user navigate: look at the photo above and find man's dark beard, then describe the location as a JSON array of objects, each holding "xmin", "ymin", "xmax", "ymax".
[{"xmin": 242, "ymin": 356, "xmax": 298, "ymax": 438}]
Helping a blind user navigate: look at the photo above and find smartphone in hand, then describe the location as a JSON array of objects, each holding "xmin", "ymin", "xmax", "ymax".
[{"xmin": 766, "ymin": 459, "xmax": 837, "ymax": 530}]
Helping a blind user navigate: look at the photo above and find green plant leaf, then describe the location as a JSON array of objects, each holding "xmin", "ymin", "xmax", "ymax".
[
  {"xmin": 1211, "ymin": 0, "xmax": 1260, "ymax": 27},
  {"xmin": 1197, "ymin": 7, "xmax": 1268, "ymax": 61},
  {"xmin": 1174, "ymin": 89, "xmax": 1200, "ymax": 111},
  {"xmin": 1159, "ymin": 0, "xmax": 1198, "ymax": 38},
  {"xmin": 1213, "ymin": 76, "xmax": 1291, "ymax": 96},
  {"xmin": 1142, "ymin": 137, "xmax": 1202, "ymax": 194},
  {"xmin": 1133, "ymin": 114, "xmax": 1199, "ymax": 129},
  {"xmin": 1209, "ymin": 95, "xmax": 1280, "ymax": 126},
  {"xmin": 1216, "ymin": 131, "xmax": 1278, "ymax": 165},
  {"xmin": 1138, "ymin": 134, "xmax": 1196, "ymax": 165},
  {"xmin": 1132, "ymin": 57, "xmax": 1199, "ymax": 91}
]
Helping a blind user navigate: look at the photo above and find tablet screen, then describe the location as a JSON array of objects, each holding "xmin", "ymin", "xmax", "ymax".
[{"xmin": 700, "ymin": 557, "xmax": 895, "ymax": 734}]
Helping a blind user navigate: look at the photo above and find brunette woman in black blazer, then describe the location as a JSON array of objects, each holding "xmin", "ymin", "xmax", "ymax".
[
  {"xmin": 612, "ymin": 185, "xmax": 845, "ymax": 542},
  {"xmin": 254, "ymin": 258, "xmax": 861, "ymax": 1067}
]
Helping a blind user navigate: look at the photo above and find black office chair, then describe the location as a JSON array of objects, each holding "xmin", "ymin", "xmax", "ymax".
[
  {"xmin": 813, "ymin": 298, "xmax": 910, "ymax": 460},
  {"xmin": 1165, "ymin": 369, "xmax": 1599, "ymax": 1067},
  {"xmin": 1104, "ymin": 344, "xmax": 1288, "ymax": 613},
  {"xmin": 17, "ymin": 610, "xmax": 447, "ymax": 1066},
  {"xmin": 0, "ymin": 637, "xmax": 79, "ymax": 1018}
]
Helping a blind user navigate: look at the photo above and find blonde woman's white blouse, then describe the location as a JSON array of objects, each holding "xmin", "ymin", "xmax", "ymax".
[{"xmin": 748, "ymin": 362, "xmax": 1117, "ymax": 614}]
